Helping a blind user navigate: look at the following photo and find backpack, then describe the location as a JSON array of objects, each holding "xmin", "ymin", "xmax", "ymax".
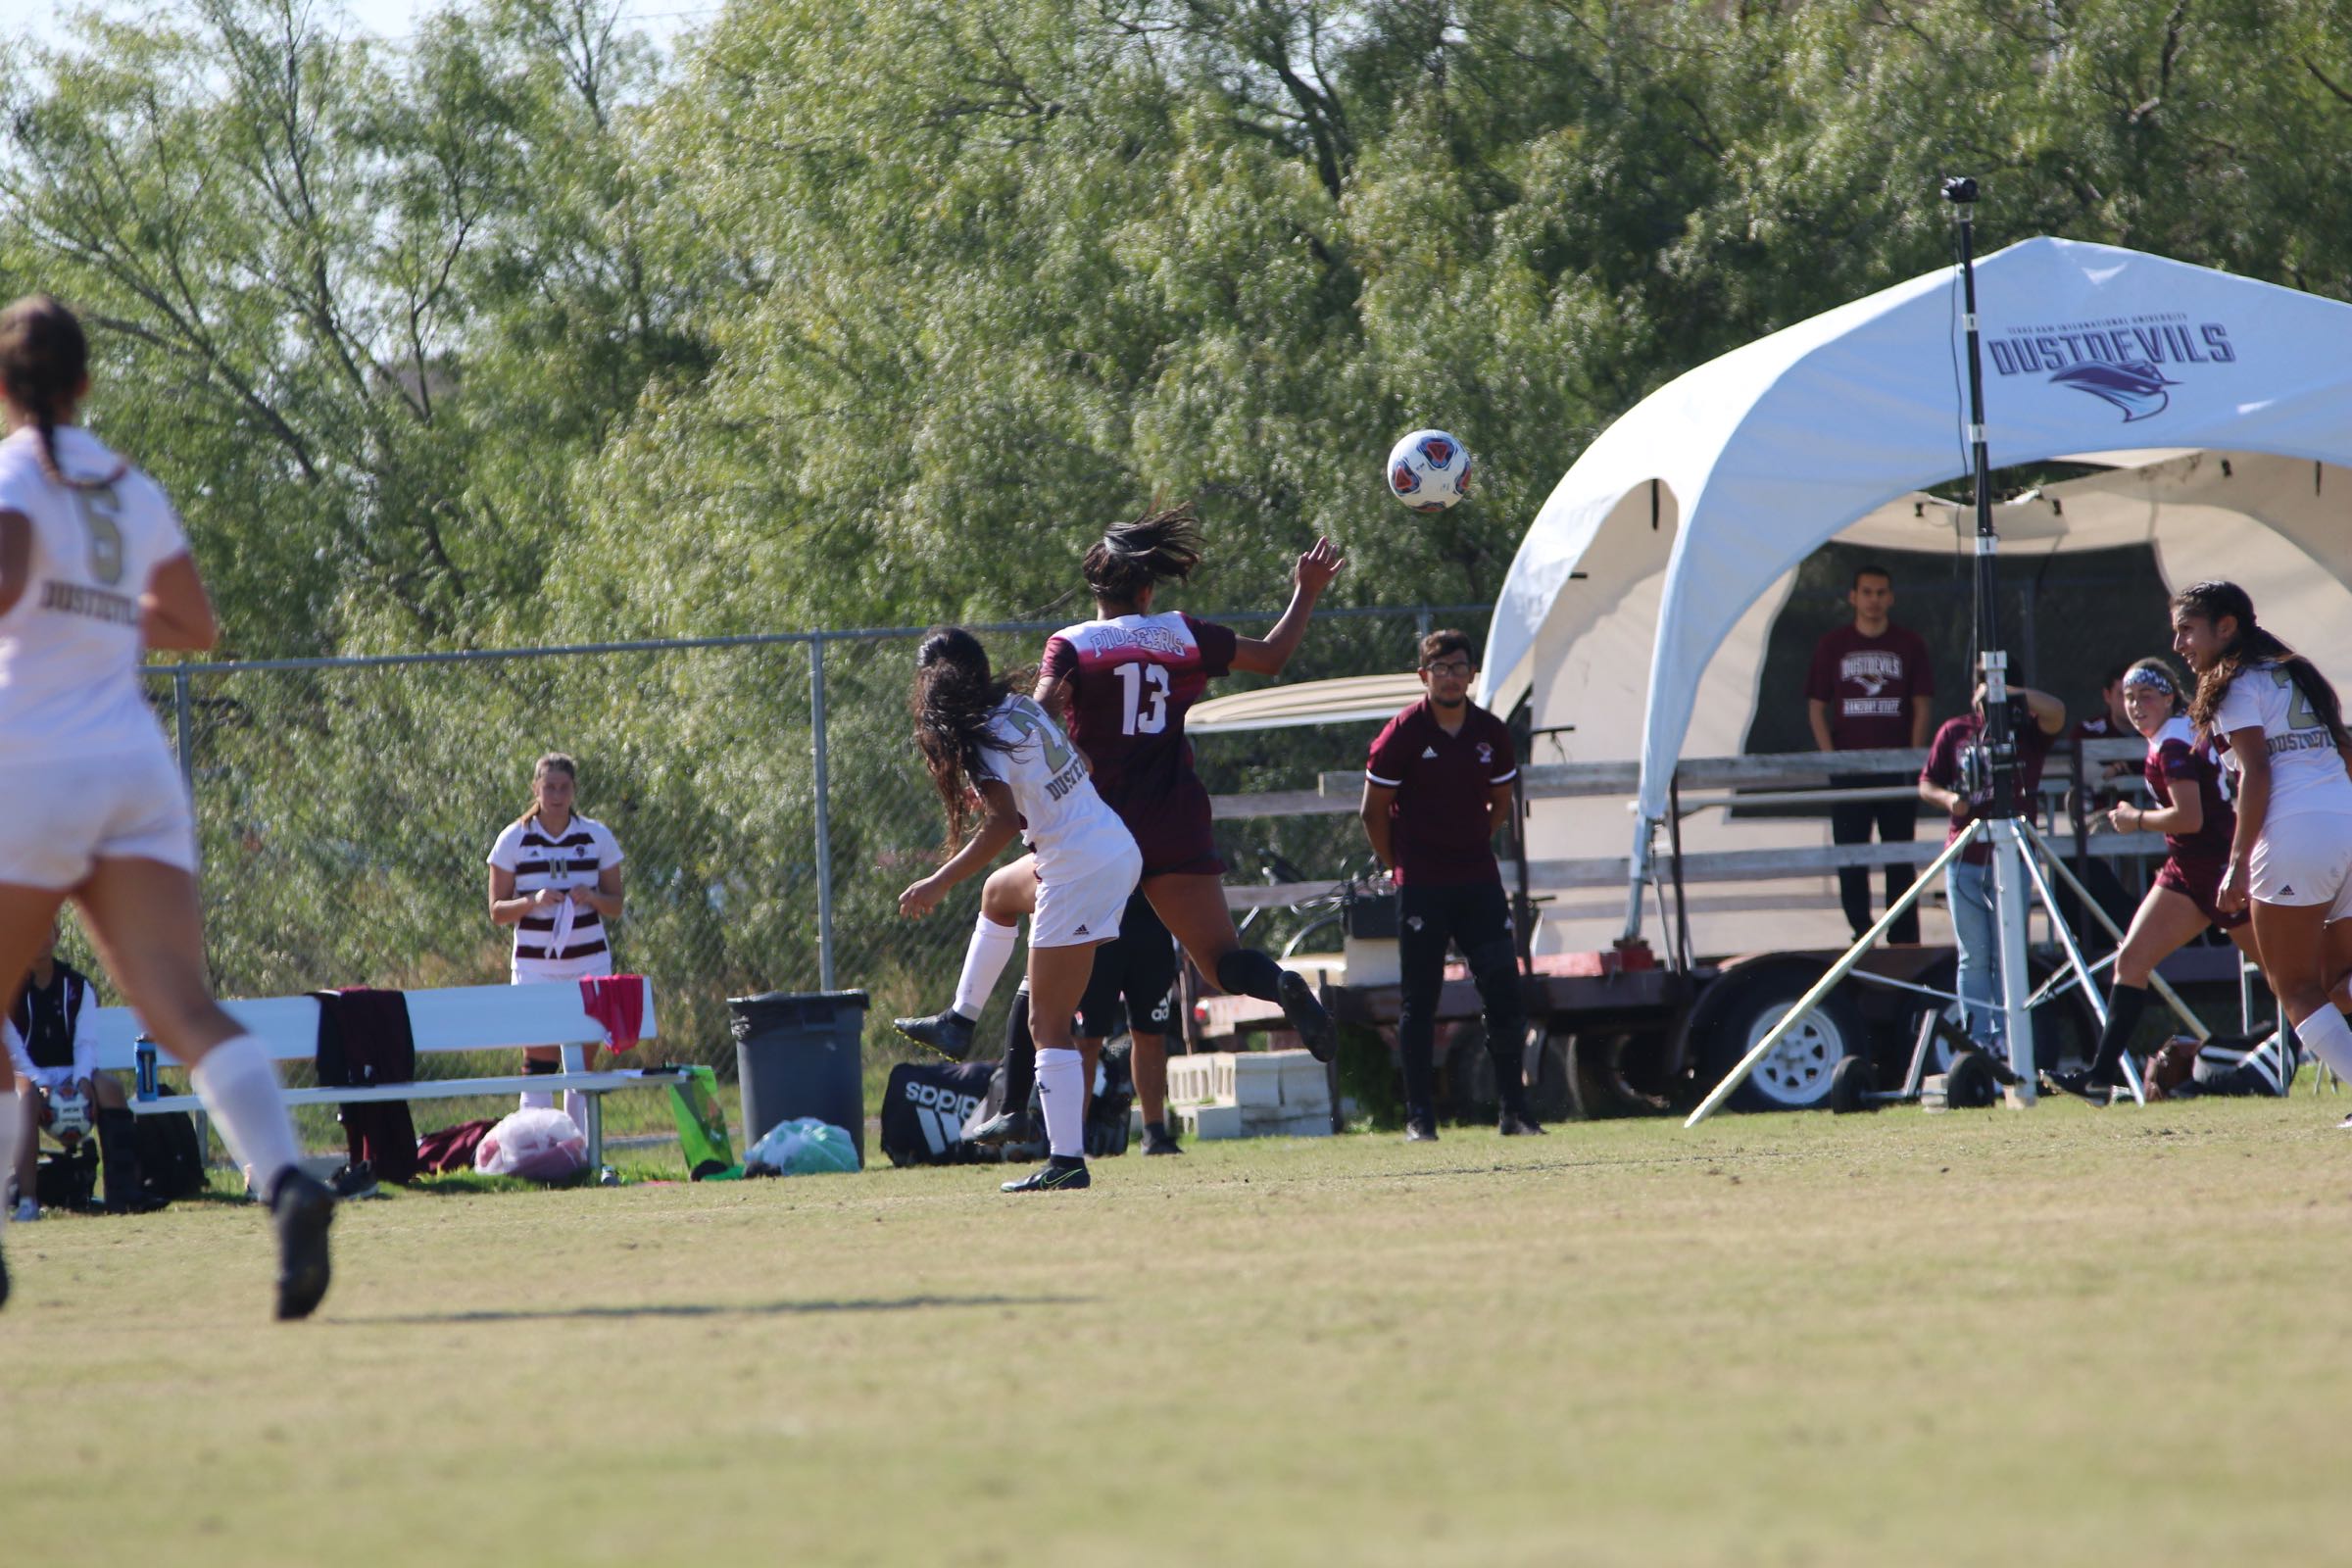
[
  {"xmin": 881, "ymin": 1058, "xmax": 1002, "ymax": 1166},
  {"xmin": 132, "ymin": 1111, "xmax": 209, "ymax": 1200}
]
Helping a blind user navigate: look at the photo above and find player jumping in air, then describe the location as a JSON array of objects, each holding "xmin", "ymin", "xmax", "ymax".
[
  {"xmin": 895, "ymin": 508, "xmax": 1344, "ymax": 1097},
  {"xmin": 0, "ymin": 295, "xmax": 333, "ymax": 1314},
  {"xmin": 897, "ymin": 628, "xmax": 1142, "ymax": 1192}
]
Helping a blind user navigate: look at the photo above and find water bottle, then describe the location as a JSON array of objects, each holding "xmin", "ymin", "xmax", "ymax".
[{"xmin": 134, "ymin": 1038, "xmax": 158, "ymax": 1102}]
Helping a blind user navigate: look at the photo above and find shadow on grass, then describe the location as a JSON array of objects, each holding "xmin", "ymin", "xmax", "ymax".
[{"xmin": 349, "ymin": 1293, "xmax": 1093, "ymax": 1326}]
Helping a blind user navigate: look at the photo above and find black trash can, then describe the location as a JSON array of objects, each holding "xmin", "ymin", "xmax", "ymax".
[{"xmin": 728, "ymin": 990, "xmax": 871, "ymax": 1163}]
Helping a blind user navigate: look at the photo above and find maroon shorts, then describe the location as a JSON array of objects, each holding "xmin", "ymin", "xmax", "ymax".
[
  {"xmin": 2156, "ymin": 856, "xmax": 2248, "ymax": 930},
  {"xmin": 1106, "ymin": 777, "xmax": 1226, "ymax": 879}
]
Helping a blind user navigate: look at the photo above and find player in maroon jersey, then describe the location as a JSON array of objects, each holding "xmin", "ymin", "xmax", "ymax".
[
  {"xmin": 894, "ymin": 506, "xmax": 1346, "ymax": 1070},
  {"xmin": 2049, "ymin": 657, "xmax": 2261, "ymax": 1100}
]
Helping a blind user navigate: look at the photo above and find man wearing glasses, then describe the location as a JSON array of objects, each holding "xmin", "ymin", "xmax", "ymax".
[{"xmin": 1360, "ymin": 631, "xmax": 1543, "ymax": 1142}]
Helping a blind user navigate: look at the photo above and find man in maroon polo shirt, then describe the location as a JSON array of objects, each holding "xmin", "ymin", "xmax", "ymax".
[
  {"xmin": 1805, "ymin": 564, "xmax": 1936, "ymax": 946},
  {"xmin": 1359, "ymin": 630, "xmax": 1541, "ymax": 1142}
]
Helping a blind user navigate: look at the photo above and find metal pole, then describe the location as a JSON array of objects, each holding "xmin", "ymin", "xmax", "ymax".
[
  {"xmin": 1686, "ymin": 819, "xmax": 1984, "ymax": 1128},
  {"xmin": 1990, "ymin": 821, "xmax": 2037, "ymax": 1102},
  {"xmin": 172, "ymin": 667, "xmax": 195, "ymax": 792},
  {"xmin": 809, "ymin": 634, "xmax": 836, "ymax": 991}
]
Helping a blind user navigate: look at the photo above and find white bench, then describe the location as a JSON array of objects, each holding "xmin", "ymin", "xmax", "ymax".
[{"xmin": 85, "ymin": 982, "xmax": 684, "ymax": 1172}]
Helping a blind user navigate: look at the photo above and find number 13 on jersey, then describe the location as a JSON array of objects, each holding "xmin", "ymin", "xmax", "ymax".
[{"xmin": 1116, "ymin": 662, "xmax": 1170, "ymax": 736}]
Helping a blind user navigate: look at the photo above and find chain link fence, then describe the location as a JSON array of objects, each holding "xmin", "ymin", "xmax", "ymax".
[{"xmin": 103, "ymin": 605, "xmax": 1483, "ymax": 1130}]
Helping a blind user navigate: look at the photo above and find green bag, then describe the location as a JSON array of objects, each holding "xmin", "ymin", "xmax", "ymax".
[{"xmin": 665, "ymin": 1065, "xmax": 741, "ymax": 1180}]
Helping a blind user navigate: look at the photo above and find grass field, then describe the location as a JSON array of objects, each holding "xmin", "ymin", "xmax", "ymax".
[{"xmin": 6, "ymin": 1094, "xmax": 2349, "ymax": 1567}]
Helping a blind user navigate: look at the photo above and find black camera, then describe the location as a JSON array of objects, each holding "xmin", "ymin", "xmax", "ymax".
[
  {"xmin": 1956, "ymin": 695, "xmax": 2029, "ymax": 801},
  {"xmin": 1940, "ymin": 175, "xmax": 1980, "ymax": 205}
]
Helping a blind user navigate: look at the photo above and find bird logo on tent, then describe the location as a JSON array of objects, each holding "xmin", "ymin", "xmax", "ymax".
[{"xmin": 2049, "ymin": 360, "xmax": 2179, "ymax": 422}]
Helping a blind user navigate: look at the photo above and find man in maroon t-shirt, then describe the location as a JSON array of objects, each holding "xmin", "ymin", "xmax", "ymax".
[
  {"xmin": 1805, "ymin": 564, "xmax": 1936, "ymax": 946},
  {"xmin": 1359, "ymin": 630, "xmax": 1540, "ymax": 1142}
]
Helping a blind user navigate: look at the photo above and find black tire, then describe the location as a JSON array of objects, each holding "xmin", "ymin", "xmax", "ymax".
[
  {"xmin": 1945, "ymin": 1049, "xmax": 2000, "ymax": 1109},
  {"xmin": 1689, "ymin": 960, "xmax": 1867, "ymax": 1113},
  {"xmin": 1829, "ymin": 1054, "xmax": 1878, "ymax": 1114},
  {"xmin": 1563, "ymin": 1032, "xmax": 1670, "ymax": 1119},
  {"xmin": 1441, "ymin": 1022, "xmax": 1497, "ymax": 1123}
]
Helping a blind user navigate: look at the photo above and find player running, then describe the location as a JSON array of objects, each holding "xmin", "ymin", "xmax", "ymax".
[
  {"xmin": 0, "ymin": 294, "xmax": 332, "ymax": 1315},
  {"xmin": 897, "ymin": 628, "xmax": 1141, "ymax": 1193},
  {"xmin": 2167, "ymin": 581, "xmax": 2352, "ymax": 1103},
  {"xmin": 894, "ymin": 506, "xmax": 1344, "ymax": 1068},
  {"xmin": 2048, "ymin": 657, "xmax": 2260, "ymax": 1100}
]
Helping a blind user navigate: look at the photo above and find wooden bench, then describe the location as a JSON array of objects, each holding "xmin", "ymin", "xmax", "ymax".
[{"xmin": 84, "ymin": 982, "xmax": 684, "ymax": 1172}]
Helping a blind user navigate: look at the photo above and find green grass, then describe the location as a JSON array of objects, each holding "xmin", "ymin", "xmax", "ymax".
[{"xmin": 7, "ymin": 1094, "xmax": 2351, "ymax": 1566}]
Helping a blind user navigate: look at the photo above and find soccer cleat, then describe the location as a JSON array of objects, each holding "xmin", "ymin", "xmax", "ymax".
[
  {"xmin": 1002, "ymin": 1158, "xmax": 1091, "ymax": 1194},
  {"xmin": 965, "ymin": 1108, "xmax": 1036, "ymax": 1148},
  {"xmin": 1404, "ymin": 1112, "xmax": 1440, "ymax": 1144},
  {"xmin": 0, "ymin": 1235, "xmax": 8, "ymax": 1310},
  {"xmin": 2044, "ymin": 1068, "xmax": 2118, "ymax": 1104},
  {"xmin": 270, "ymin": 1169, "xmax": 335, "ymax": 1322},
  {"xmin": 1498, "ymin": 1109, "xmax": 1546, "ymax": 1137},
  {"xmin": 2337, "ymin": 1111, "xmax": 2352, "ymax": 1132},
  {"xmin": 1141, "ymin": 1123, "xmax": 1184, "ymax": 1156},
  {"xmin": 893, "ymin": 1008, "xmax": 976, "ymax": 1062},
  {"xmin": 1277, "ymin": 971, "xmax": 1337, "ymax": 1063}
]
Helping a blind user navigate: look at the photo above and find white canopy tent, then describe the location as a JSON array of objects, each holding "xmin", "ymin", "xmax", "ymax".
[{"xmin": 1478, "ymin": 237, "xmax": 2352, "ymax": 951}]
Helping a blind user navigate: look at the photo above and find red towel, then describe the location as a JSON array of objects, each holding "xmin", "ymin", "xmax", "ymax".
[{"xmin": 579, "ymin": 974, "xmax": 647, "ymax": 1058}]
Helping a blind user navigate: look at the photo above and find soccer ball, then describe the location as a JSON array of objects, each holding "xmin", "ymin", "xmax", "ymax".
[
  {"xmin": 1386, "ymin": 428, "xmax": 1472, "ymax": 513},
  {"xmin": 43, "ymin": 1087, "xmax": 91, "ymax": 1146}
]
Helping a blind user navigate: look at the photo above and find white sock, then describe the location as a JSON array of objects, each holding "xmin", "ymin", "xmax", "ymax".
[
  {"xmin": 1036, "ymin": 1047, "xmax": 1086, "ymax": 1159},
  {"xmin": 188, "ymin": 1035, "xmax": 302, "ymax": 1198},
  {"xmin": 2293, "ymin": 1008, "xmax": 2352, "ymax": 1081},
  {"xmin": 953, "ymin": 914, "xmax": 1020, "ymax": 1020},
  {"xmin": 0, "ymin": 1098, "xmax": 18, "ymax": 1217}
]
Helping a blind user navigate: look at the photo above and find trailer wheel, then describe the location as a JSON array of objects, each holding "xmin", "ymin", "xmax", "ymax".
[
  {"xmin": 1944, "ymin": 1049, "xmax": 2000, "ymax": 1109},
  {"xmin": 1690, "ymin": 960, "xmax": 1865, "ymax": 1112},
  {"xmin": 1828, "ymin": 1054, "xmax": 1878, "ymax": 1114}
]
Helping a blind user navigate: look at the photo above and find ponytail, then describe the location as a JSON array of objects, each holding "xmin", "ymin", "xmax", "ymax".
[
  {"xmin": 0, "ymin": 295, "xmax": 104, "ymax": 489},
  {"xmin": 1082, "ymin": 504, "xmax": 1204, "ymax": 608}
]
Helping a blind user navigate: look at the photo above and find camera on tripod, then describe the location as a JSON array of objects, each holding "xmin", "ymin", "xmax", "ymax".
[{"xmin": 1955, "ymin": 694, "xmax": 2030, "ymax": 803}]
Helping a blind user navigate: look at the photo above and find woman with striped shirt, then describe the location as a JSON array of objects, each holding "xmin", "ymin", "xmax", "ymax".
[{"xmin": 487, "ymin": 754, "xmax": 625, "ymax": 1117}]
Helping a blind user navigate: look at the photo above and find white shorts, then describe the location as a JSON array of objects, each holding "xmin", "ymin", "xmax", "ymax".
[
  {"xmin": 2249, "ymin": 810, "xmax": 2352, "ymax": 918},
  {"xmin": 1031, "ymin": 837, "xmax": 1144, "ymax": 950},
  {"xmin": 512, "ymin": 951, "xmax": 614, "ymax": 986},
  {"xmin": 0, "ymin": 744, "xmax": 196, "ymax": 891}
]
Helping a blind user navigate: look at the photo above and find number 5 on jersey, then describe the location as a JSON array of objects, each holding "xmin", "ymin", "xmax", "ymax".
[{"xmin": 1117, "ymin": 662, "xmax": 1170, "ymax": 736}]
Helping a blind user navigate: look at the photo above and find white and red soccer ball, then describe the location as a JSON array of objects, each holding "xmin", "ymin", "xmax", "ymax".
[{"xmin": 1387, "ymin": 428, "xmax": 1471, "ymax": 513}]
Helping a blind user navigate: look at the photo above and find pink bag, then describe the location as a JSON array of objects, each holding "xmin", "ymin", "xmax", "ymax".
[{"xmin": 474, "ymin": 1107, "xmax": 589, "ymax": 1184}]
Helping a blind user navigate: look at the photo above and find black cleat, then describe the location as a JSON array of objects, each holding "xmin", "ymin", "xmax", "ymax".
[
  {"xmin": 1404, "ymin": 1112, "xmax": 1440, "ymax": 1144},
  {"xmin": 2044, "ymin": 1069, "xmax": 2118, "ymax": 1104},
  {"xmin": 0, "ymin": 1234, "xmax": 10, "ymax": 1312},
  {"xmin": 1498, "ymin": 1109, "xmax": 1546, "ymax": 1137},
  {"xmin": 965, "ymin": 1108, "xmax": 1036, "ymax": 1148},
  {"xmin": 1002, "ymin": 1157, "xmax": 1091, "ymax": 1194},
  {"xmin": 270, "ymin": 1169, "xmax": 335, "ymax": 1322},
  {"xmin": 893, "ymin": 1008, "xmax": 977, "ymax": 1062},
  {"xmin": 1141, "ymin": 1123, "xmax": 1184, "ymax": 1156},
  {"xmin": 1277, "ymin": 970, "xmax": 1337, "ymax": 1063}
]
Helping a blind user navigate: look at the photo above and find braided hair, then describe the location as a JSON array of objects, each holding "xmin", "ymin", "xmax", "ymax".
[
  {"xmin": 2174, "ymin": 579, "xmax": 2352, "ymax": 755},
  {"xmin": 911, "ymin": 627, "xmax": 1029, "ymax": 849},
  {"xmin": 0, "ymin": 295, "xmax": 103, "ymax": 489},
  {"xmin": 1082, "ymin": 505, "xmax": 1203, "ymax": 609}
]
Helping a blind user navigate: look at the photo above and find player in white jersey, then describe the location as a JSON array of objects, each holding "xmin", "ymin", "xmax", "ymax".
[
  {"xmin": 487, "ymin": 752, "xmax": 625, "ymax": 1125},
  {"xmin": 897, "ymin": 627, "xmax": 1141, "ymax": 1192},
  {"xmin": 2171, "ymin": 580, "xmax": 2352, "ymax": 1107},
  {"xmin": 0, "ymin": 294, "xmax": 332, "ymax": 1316}
]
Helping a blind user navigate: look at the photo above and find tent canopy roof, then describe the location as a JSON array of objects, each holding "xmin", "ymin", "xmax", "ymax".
[{"xmin": 1478, "ymin": 237, "xmax": 2352, "ymax": 824}]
